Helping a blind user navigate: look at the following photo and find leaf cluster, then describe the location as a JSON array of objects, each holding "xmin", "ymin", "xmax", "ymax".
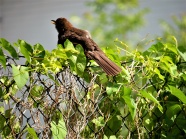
[{"xmin": 0, "ymin": 36, "xmax": 186, "ymax": 138}]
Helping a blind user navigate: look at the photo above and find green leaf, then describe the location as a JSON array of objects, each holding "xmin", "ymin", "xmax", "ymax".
[
  {"xmin": 0, "ymin": 88, "xmax": 4, "ymax": 99},
  {"xmin": 30, "ymin": 85, "xmax": 44, "ymax": 97},
  {"xmin": 103, "ymin": 135, "xmax": 108, "ymax": 139},
  {"xmin": 76, "ymin": 62, "xmax": 85, "ymax": 74},
  {"xmin": 159, "ymin": 56, "xmax": 174, "ymax": 72},
  {"xmin": 168, "ymin": 85, "xmax": 186, "ymax": 104},
  {"xmin": 33, "ymin": 43, "xmax": 45, "ymax": 62},
  {"xmin": 64, "ymin": 39, "xmax": 74, "ymax": 49},
  {"xmin": 181, "ymin": 73, "xmax": 186, "ymax": 81},
  {"xmin": 0, "ymin": 106, "xmax": 4, "ymax": 113},
  {"xmin": 82, "ymin": 71, "xmax": 91, "ymax": 83},
  {"xmin": 67, "ymin": 55, "xmax": 77, "ymax": 72},
  {"xmin": 76, "ymin": 45, "xmax": 86, "ymax": 76},
  {"xmin": 8, "ymin": 83, "xmax": 19, "ymax": 96},
  {"xmin": 140, "ymin": 90, "xmax": 163, "ymax": 113},
  {"xmin": 51, "ymin": 117, "xmax": 67, "ymax": 139},
  {"xmin": 109, "ymin": 135, "xmax": 117, "ymax": 139},
  {"xmin": 170, "ymin": 65, "xmax": 178, "ymax": 76},
  {"xmin": 34, "ymin": 43, "xmax": 44, "ymax": 51},
  {"xmin": 27, "ymin": 127, "xmax": 39, "ymax": 139},
  {"xmin": 154, "ymin": 68, "xmax": 164, "ymax": 80},
  {"xmin": 19, "ymin": 40, "xmax": 31, "ymax": 63},
  {"xmin": 64, "ymin": 40, "xmax": 79, "ymax": 73},
  {"xmin": 106, "ymin": 115, "xmax": 121, "ymax": 135},
  {"xmin": 53, "ymin": 48, "xmax": 67, "ymax": 60},
  {"xmin": 0, "ymin": 48, "xmax": 6, "ymax": 69},
  {"xmin": 122, "ymin": 68, "xmax": 131, "ymax": 82},
  {"xmin": 12, "ymin": 65, "xmax": 29, "ymax": 89},
  {"xmin": 99, "ymin": 73, "xmax": 108, "ymax": 84},
  {"xmin": 47, "ymin": 73, "xmax": 60, "ymax": 85},
  {"xmin": 166, "ymin": 104, "xmax": 181, "ymax": 121},
  {"xmin": 176, "ymin": 118, "xmax": 186, "ymax": 134},
  {"xmin": 164, "ymin": 43, "xmax": 178, "ymax": 54},
  {"xmin": 106, "ymin": 83, "xmax": 120, "ymax": 95},
  {"xmin": 2, "ymin": 126, "xmax": 11, "ymax": 138},
  {"xmin": 92, "ymin": 116, "xmax": 105, "ymax": 127},
  {"xmin": 5, "ymin": 108, "xmax": 12, "ymax": 118},
  {"xmin": 0, "ymin": 114, "xmax": 6, "ymax": 131},
  {"xmin": 0, "ymin": 38, "xmax": 18, "ymax": 59},
  {"xmin": 18, "ymin": 40, "xmax": 33, "ymax": 53},
  {"xmin": 160, "ymin": 56, "xmax": 173, "ymax": 65},
  {"xmin": 177, "ymin": 46, "xmax": 186, "ymax": 61},
  {"xmin": 122, "ymin": 87, "xmax": 136, "ymax": 119},
  {"xmin": 149, "ymin": 42, "xmax": 164, "ymax": 53},
  {"xmin": 64, "ymin": 40, "xmax": 78, "ymax": 56}
]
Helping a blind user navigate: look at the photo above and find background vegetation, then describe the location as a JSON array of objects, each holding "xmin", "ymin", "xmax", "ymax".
[{"xmin": 72, "ymin": 0, "xmax": 148, "ymax": 49}]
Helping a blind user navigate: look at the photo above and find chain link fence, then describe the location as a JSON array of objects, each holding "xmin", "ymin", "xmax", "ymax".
[{"xmin": 0, "ymin": 55, "xmax": 186, "ymax": 139}]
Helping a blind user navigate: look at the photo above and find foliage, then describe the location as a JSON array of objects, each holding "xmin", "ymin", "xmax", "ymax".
[
  {"xmin": 51, "ymin": 115, "xmax": 67, "ymax": 139},
  {"xmin": 72, "ymin": 0, "xmax": 148, "ymax": 48},
  {"xmin": 161, "ymin": 13, "xmax": 186, "ymax": 47},
  {"xmin": 0, "ymin": 36, "xmax": 186, "ymax": 138}
]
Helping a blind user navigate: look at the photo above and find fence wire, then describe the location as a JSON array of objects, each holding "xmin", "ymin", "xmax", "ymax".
[{"xmin": 0, "ymin": 56, "xmax": 186, "ymax": 139}]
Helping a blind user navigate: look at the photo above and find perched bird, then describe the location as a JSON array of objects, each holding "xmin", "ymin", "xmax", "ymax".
[{"xmin": 51, "ymin": 17, "xmax": 122, "ymax": 76}]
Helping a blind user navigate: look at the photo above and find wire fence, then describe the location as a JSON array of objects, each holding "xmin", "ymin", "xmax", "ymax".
[{"xmin": 0, "ymin": 55, "xmax": 186, "ymax": 139}]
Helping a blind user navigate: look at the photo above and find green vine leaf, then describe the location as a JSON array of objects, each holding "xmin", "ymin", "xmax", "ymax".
[
  {"xmin": 177, "ymin": 46, "xmax": 186, "ymax": 61},
  {"xmin": 27, "ymin": 127, "xmax": 39, "ymax": 139},
  {"xmin": 0, "ymin": 48, "xmax": 6, "ymax": 69},
  {"xmin": 0, "ymin": 38, "xmax": 18, "ymax": 59},
  {"xmin": 12, "ymin": 65, "xmax": 29, "ymax": 89},
  {"xmin": 51, "ymin": 117, "xmax": 67, "ymax": 139},
  {"xmin": 19, "ymin": 40, "xmax": 32, "ymax": 63},
  {"xmin": 140, "ymin": 90, "xmax": 163, "ymax": 113},
  {"xmin": 76, "ymin": 44, "xmax": 87, "ymax": 76},
  {"xmin": 122, "ymin": 87, "xmax": 137, "ymax": 120},
  {"xmin": 168, "ymin": 86, "xmax": 186, "ymax": 104}
]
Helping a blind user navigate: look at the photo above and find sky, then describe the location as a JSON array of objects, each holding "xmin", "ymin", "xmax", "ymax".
[{"xmin": 0, "ymin": 0, "xmax": 185, "ymax": 50}]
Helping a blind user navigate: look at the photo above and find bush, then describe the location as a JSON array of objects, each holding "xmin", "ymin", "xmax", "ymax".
[{"xmin": 0, "ymin": 37, "xmax": 186, "ymax": 138}]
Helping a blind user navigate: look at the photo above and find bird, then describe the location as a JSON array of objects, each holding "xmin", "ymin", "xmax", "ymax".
[{"xmin": 51, "ymin": 17, "xmax": 122, "ymax": 76}]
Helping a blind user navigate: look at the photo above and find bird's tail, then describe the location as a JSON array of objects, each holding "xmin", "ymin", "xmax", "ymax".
[{"xmin": 94, "ymin": 53, "xmax": 122, "ymax": 76}]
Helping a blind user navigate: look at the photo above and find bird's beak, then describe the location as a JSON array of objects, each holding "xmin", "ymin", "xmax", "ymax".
[{"xmin": 51, "ymin": 20, "xmax": 56, "ymax": 24}]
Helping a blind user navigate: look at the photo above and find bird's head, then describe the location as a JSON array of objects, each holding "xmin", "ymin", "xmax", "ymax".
[{"xmin": 51, "ymin": 17, "xmax": 73, "ymax": 32}]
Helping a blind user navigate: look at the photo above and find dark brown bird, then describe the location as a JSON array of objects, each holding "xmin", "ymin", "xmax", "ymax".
[{"xmin": 51, "ymin": 17, "xmax": 122, "ymax": 76}]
